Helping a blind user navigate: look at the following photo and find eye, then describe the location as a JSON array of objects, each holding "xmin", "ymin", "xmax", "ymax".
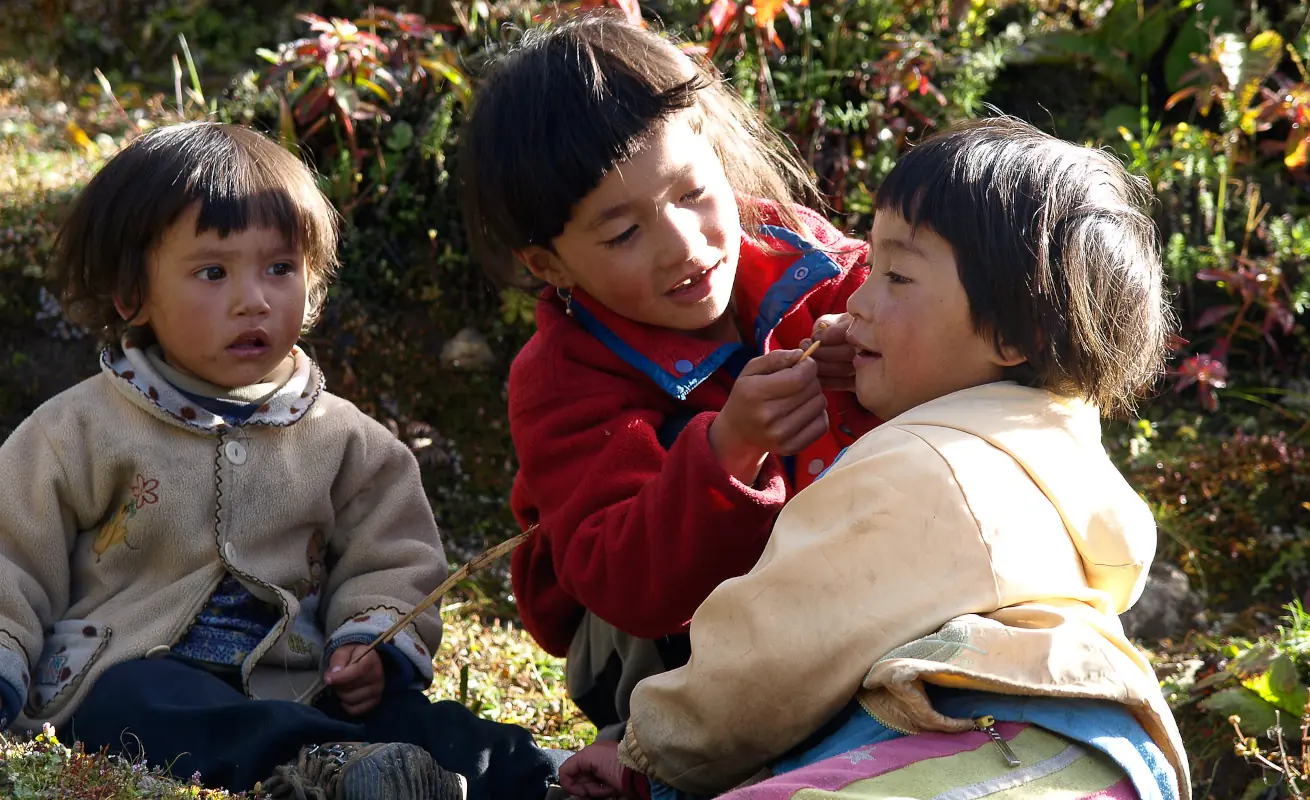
[
  {"xmin": 196, "ymin": 266, "xmax": 226, "ymax": 281},
  {"xmin": 884, "ymin": 269, "xmax": 911, "ymax": 285},
  {"xmin": 680, "ymin": 186, "xmax": 707, "ymax": 203},
  {"xmin": 603, "ymin": 225, "xmax": 639, "ymax": 248},
  {"xmin": 268, "ymin": 261, "xmax": 297, "ymax": 276}
]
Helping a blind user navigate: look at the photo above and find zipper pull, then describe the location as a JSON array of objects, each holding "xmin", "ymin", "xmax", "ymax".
[{"xmin": 974, "ymin": 715, "xmax": 1021, "ymax": 767}]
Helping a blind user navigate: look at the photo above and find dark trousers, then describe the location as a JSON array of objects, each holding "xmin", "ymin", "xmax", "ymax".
[{"xmin": 62, "ymin": 657, "xmax": 561, "ymax": 800}]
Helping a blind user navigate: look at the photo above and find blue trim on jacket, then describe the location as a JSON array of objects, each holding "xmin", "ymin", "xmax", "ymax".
[
  {"xmin": 751, "ymin": 225, "xmax": 841, "ymax": 352},
  {"xmin": 570, "ymin": 302, "xmax": 743, "ymax": 402},
  {"xmin": 570, "ymin": 225, "xmax": 840, "ymax": 402}
]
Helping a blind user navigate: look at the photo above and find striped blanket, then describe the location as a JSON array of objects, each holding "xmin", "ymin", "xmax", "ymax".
[{"xmin": 721, "ymin": 723, "xmax": 1135, "ymax": 800}]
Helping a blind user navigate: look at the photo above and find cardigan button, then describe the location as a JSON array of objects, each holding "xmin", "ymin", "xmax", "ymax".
[
  {"xmin": 224, "ymin": 542, "xmax": 236, "ymax": 561},
  {"xmin": 224, "ymin": 440, "xmax": 247, "ymax": 465},
  {"xmin": 144, "ymin": 645, "xmax": 171, "ymax": 659}
]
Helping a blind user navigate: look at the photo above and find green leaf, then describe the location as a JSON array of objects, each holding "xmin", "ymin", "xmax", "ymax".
[
  {"xmin": 386, "ymin": 121, "xmax": 414, "ymax": 151},
  {"xmin": 1201, "ymin": 686, "xmax": 1280, "ymax": 732},
  {"xmin": 1165, "ymin": 0, "xmax": 1238, "ymax": 89},
  {"xmin": 1241, "ymin": 653, "xmax": 1309, "ymax": 715}
]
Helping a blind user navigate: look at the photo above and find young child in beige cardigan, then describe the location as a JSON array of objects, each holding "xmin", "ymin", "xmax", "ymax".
[{"xmin": 0, "ymin": 122, "xmax": 558, "ymax": 800}]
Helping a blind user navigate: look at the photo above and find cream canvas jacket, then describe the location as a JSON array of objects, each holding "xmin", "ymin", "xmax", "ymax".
[
  {"xmin": 0, "ymin": 342, "xmax": 447, "ymax": 731},
  {"xmin": 618, "ymin": 382, "xmax": 1189, "ymax": 798}
]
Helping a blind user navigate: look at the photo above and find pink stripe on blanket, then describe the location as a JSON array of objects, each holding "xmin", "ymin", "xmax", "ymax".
[
  {"xmin": 1083, "ymin": 777, "xmax": 1139, "ymax": 799},
  {"xmin": 721, "ymin": 723, "xmax": 1029, "ymax": 800}
]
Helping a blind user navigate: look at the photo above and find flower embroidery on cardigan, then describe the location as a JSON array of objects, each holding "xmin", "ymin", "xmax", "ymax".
[
  {"xmin": 93, "ymin": 473, "xmax": 160, "ymax": 561},
  {"xmin": 131, "ymin": 474, "xmax": 159, "ymax": 509}
]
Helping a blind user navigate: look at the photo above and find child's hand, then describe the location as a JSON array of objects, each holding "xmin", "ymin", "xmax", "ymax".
[
  {"xmin": 709, "ymin": 348, "xmax": 828, "ymax": 484},
  {"xmin": 324, "ymin": 644, "xmax": 385, "ymax": 717},
  {"xmin": 559, "ymin": 741, "xmax": 627, "ymax": 798},
  {"xmin": 798, "ymin": 313, "xmax": 857, "ymax": 392}
]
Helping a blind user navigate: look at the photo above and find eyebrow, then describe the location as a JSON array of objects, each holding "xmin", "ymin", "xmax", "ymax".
[
  {"xmin": 875, "ymin": 237, "xmax": 931, "ymax": 261},
  {"xmin": 185, "ymin": 244, "xmax": 298, "ymax": 262},
  {"xmin": 585, "ymin": 162, "xmax": 698, "ymax": 231}
]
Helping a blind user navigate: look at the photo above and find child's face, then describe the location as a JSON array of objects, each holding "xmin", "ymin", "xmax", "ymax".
[
  {"xmin": 845, "ymin": 210, "xmax": 1023, "ymax": 420},
  {"xmin": 129, "ymin": 203, "xmax": 309, "ymax": 388},
  {"xmin": 520, "ymin": 113, "xmax": 742, "ymax": 337}
]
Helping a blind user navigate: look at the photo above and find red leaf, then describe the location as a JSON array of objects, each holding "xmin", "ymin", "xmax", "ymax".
[
  {"xmin": 1195, "ymin": 304, "xmax": 1238, "ymax": 329},
  {"xmin": 1265, "ymin": 304, "xmax": 1295, "ymax": 337},
  {"xmin": 610, "ymin": 0, "xmax": 643, "ymax": 27},
  {"xmin": 709, "ymin": 0, "xmax": 738, "ymax": 30}
]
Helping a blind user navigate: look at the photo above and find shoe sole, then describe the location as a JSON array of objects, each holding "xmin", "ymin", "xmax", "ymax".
[{"xmin": 340, "ymin": 743, "xmax": 468, "ymax": 800}]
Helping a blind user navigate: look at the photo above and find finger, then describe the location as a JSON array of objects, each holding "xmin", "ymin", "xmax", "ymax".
[
  {"xmin": 818, "ymin": 376, "xmax": 857, "ymax": 392},
  {"xmin": 816, "ymin": 315, "xmax": 852, "ymax": 343},
  {"xmin": 332, "ymin": 661, "xmax": 381, "ymax": 691},
  {"xmin": 326, "ymin": 661, "xmax": 370, "ymax": 687},
  {"xmin": 751, "ymin": 358, "xmax": 821, "ymax": 400},
  {"xmin": 814, "ymin": 359, "xmax": 856, "ymax": 379},
  {"xmin": 737, "ymin": 348, "xmax": 806, "ymax": 378},
  {"xmin": 772, "ymin": 392, "xmax": 828, "ymax": 443},
  {"xmin": 335, "ymin": 681, "xmax": 382, "ymax": 706},
  {"xmin": 779, "ymin": 411, "xmax": 832, "ymax": 456},
  {"xmin": 811, "ymin": 343, "xmax": 858, "ymax": 364},
  {"xmin": 343, "ymin": 695, "xmax": 381, "ymax": 717},
  {"xmin": 327, "ymin": 648, "xmax": 357, "ymax": 674}
]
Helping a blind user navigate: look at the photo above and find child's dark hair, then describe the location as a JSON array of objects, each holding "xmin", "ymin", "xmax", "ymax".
[
  {"xmin": 459, "ymin": 13, "xmax": 822, "ymax": 286},
  {"xmin": 877, "ymin": 117, "xmax": 1173, "ymax": 416},
  {"xmin": 52, "ymin": 122, "xmax": 339, "ymax": 343}
]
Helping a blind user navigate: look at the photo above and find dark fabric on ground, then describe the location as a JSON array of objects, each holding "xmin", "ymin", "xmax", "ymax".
[{"xmin": 63, "ymin": 656, "xmax": 559, "ymax": 800}]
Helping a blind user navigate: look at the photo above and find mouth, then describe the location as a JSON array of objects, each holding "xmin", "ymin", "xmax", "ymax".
[
  {"xmin": 227, "ymin": 330, "xmax": 271, "ymax": 355},
  {"xmin": 847, "ymin": 333, "xmax": 882, "ymax": 362},
  {"xmin": 664, "ymin": 263, "xmax": 718, "ymax": 297}
]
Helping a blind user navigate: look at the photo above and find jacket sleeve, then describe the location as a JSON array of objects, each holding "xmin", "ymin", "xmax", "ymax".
[
  {"xmin": 511, "ymin": 385, "xmax": 788, "ymax": 645},
  {"xmin": 0, "ymin": 414, "xmax": 88, "ymax": 719},
  {"xmin": 322, "ymin": 414, "xmax": 448, "ymax": 684},
  {"xmin": 617, "ymin": 427, "xmax": 1001, "ymax": 795}
]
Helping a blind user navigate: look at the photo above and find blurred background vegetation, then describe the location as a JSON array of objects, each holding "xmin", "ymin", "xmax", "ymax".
[{"xmin": 4, "ymin": 0, "xmax": 1310, "ymax": 795}]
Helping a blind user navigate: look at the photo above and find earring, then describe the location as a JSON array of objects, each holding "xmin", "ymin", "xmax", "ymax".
[{"xmin": 557, "ymin": 286, "xmax": 574, "ymax": 317}]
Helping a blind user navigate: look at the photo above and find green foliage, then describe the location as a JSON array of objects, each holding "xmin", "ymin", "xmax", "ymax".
[
  {"xmin": 0, "ymin": 724, "xmax": 249, "ymax": 798},
  {"xmin": 1160, "ymin": 602, "xmax": 1310, "ymax": 798},
  {"xmin": 1113, "ymin": 419, "xmax": 1310, "ymax": 606}
]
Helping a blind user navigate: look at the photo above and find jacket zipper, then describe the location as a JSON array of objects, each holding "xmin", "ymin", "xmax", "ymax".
[
  {"xmin": 856, "ymin": 696, "xmax": 916, "ymax": 735},
  {"xmin": 974, "ymin": 715, "xmax": 1021, "ymax": 767}
]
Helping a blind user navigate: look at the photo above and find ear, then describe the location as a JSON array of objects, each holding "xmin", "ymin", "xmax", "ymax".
[
  {"xmin": 113, "ymin": 294, "xmax": 149, "ymax": 326},
  {"xmin": 516, "ymin": 245, "xmax": 574, "ymax": 289},
  {"xmin": 990, "ymin": 339, "xmax": 1027, "ymax": 369}
]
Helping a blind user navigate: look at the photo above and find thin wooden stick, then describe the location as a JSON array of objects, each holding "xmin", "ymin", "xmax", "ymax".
[
  {"xmin": 798, "ymin": 338, "xmax": 823, "ymax": 361},
  {"xmin": 295, "ymin": 525, "xmax": 537, "ymax": 703},
  {"xmin": 797, "ymin": 320, "xmax": 831, "ymax": 362}
]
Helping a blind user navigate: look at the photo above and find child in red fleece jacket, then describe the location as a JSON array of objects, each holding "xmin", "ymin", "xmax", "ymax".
[{"xmin": 458, "ymin": 14, "xmax": 877, "ymax": 737}]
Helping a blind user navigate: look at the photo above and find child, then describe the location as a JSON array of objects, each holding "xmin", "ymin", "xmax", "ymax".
[
  {"xmin": 458, "ymin": 15, "xmax": 879, "ymax": 738},
  {"xmin": 560, "ymin": 118, "xmax": 1191, "ymax": 799},
  {"xmin": 0, "ymin": 122, "xmax": 560, "ymax": 800}
]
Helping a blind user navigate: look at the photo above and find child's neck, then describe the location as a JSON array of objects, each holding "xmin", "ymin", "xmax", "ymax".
[
  {"xmin": 146, "ymin": 345, "xmax": 294, "ymax": 402},
  {"xmin": 689, "ymin": 305, "xmax": 742, "ymax": 345}
]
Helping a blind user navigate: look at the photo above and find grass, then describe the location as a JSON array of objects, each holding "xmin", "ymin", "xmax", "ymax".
[{"xmin": 0, "ymin": 607, "xmax": 588, "ymax": 796}]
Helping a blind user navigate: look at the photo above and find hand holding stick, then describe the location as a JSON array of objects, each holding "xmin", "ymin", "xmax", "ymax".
[{"xmin": 295, "ymin": 525, "xmax": 538, "ymax": 703}]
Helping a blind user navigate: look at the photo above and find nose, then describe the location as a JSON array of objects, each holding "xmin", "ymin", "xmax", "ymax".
[
  {"xmin": 232, "ymin": 272, "xmax": 271, "ymax": 317},
  {"xmin": 846, "ymin": 272, "xmax": 875, "ymax": 321},
  {"xmin": 657, "ymin": 205, "xmax": 706, "ymax": 270}
]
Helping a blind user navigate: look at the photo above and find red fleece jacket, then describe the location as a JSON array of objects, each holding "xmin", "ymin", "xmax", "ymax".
[{"xmin": 508, "ymin": 203, "xmax": 877, "ymax": 656}]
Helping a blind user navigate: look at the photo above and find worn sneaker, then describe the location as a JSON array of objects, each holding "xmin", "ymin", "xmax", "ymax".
[{"xmin": 261, "ymin": 741, "xmax": 467, "ymax": 800}]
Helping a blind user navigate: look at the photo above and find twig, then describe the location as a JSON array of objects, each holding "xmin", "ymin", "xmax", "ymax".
[
  {"xmin": 295, "ymin": 526, "xmax": 537, "ymax": 703},
  {"xmin": 797, "ymin": 320, "xmax": 831, "ymax": 362}
]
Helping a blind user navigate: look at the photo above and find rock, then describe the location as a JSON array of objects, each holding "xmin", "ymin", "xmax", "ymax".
[
  {"xmin": 1120, "ymin": 561, "xmax": 1204, "ymax": 641},
  {"xmin": 439, "ymin": 327, "xmax": 496, "ymax": 371}
]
